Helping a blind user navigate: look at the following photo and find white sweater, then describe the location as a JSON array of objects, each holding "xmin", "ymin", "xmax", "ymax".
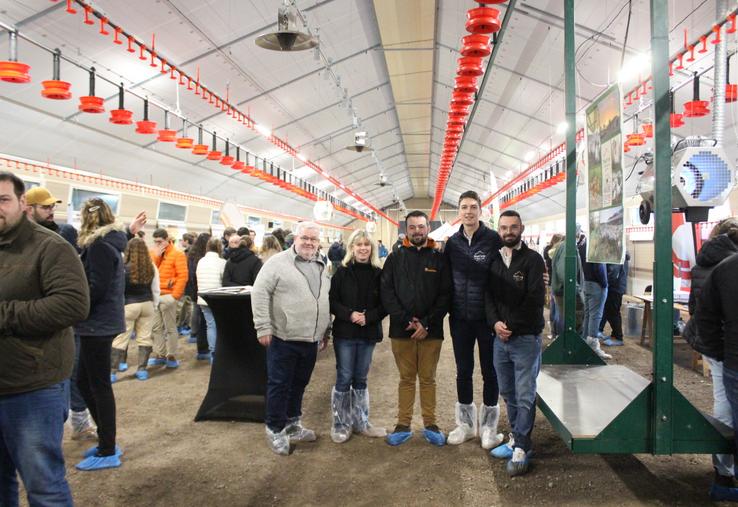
[{"xmin": 196, "ymin": 252, "xmax": 226, "ymax": 305}]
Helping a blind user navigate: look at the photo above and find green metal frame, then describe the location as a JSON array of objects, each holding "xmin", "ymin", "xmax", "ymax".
[{"xmin": 537, "ymin": 0, "xmax": 734, "ymax": 455}]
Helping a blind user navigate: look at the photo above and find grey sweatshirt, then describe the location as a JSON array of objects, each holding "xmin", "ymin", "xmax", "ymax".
[{"xmin": 251, "ymin": 247, "xmax": 331, "ymax": 342}]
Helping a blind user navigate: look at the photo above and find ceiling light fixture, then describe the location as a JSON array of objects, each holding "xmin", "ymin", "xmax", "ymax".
[{"xmin": 255, "ymin": 0, "xmax": 319, "ymax": 52}]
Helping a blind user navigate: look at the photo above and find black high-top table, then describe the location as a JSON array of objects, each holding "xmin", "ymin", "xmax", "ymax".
[{"xmin": 194, "ymin": 291, "xmax": 266, "ymax": 422}]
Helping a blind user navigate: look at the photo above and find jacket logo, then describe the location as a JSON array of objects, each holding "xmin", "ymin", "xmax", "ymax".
[
  {"xmin": 473, "ymin": 251, "xmax": 487, "ymax": 263},
  {"xmin": 513, "ymin": 271, "xmax": 524, "ymax": 283},
  {"xmin": 424, "ymin": 267, "xmax": 438, "ymax": 273}
]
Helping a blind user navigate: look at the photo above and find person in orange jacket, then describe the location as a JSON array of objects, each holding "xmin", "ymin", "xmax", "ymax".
[{"xmin": 148, "ymin": 228, "xmax": 188, "ymax": 368}]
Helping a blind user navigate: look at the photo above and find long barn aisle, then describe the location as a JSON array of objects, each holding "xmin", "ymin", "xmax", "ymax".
[{"xmin": 23, "ymin": 319, "xmax": 719, "ymax": 506}]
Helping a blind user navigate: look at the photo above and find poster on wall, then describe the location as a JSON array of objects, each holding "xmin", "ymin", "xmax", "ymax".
[{"xmin": 585, "ymin": 83, "xmax": 625, "ymax": 264}]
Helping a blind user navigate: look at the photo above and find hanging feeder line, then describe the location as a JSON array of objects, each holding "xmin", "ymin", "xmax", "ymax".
[
  {"xmin": 430, "ymin": 0, "xmax": 515, "ymax": 221},
  {"xmin": 0, "ymin": 20, "xmax": 369, "ymax": 223},
  {"xmin": 622, "ymin": 7, "xmax": 738, "ymax": 109},
  {"xmin": 51, "ymin": 0, "xmax": 394, "ymax": 225},
  {"xmin": 0, "ymin": 154, "xmax": 352, "ymax": 231}
]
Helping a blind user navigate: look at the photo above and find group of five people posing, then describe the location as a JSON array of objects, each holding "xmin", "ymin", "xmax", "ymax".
[{"xmin": 251, "ymin": 190, "xmax": 545, "ymax": 477}]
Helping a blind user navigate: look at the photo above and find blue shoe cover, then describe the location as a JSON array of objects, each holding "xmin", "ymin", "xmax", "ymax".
[
  {"xmin": 196, "ymin": 353, "xmax": 211, "ymax": 361},
  {"xmin": 148, "ymin": 357, "xmax": 166, "ymax": 366},
  {"xmin": 83, "ymin": 445, "xmax": 123, "ymax": 459},
  {"xmin": 603, "ymin": 338, "xmax": 624, "ymax": 347},
  {"xmin": 386, "ymin": 430, "xmax": 413, "ymax": 446},
  {"xmin": 118, "ymin": 362, "xmax": 128, "ymax": 372},
  {"xmin": 135, "ymin": 370, "xmax": 149, "ymax": 381},
  {"xmin": 490, "ymin": 442, "xmax": 514, "ymax": 459},
  {"xmin": 110, "ymin": 373, "xmax": 117, "ymax": 384},
  {"xmin": 710, "ymin": 484, "xmax": 738, "ymax": 502},
  {"xmin": 165, "ymin": 358, "xmax": 179, "ymax": 369},
  {"xmin": 423, "ymin": 428, "xmax": 446, "ymax": 446},
  {"xmin": 76, "ymin": 454, "xmax": 121, "ymax": 471}
]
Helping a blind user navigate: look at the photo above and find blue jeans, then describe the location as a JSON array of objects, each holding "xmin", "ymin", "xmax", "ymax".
[
  {"xmin": 0, "ymin": 382, "xmax": 73, "ymax": 507},
  {"xmin": 333, "ymin": 339, "xmax": 376, "ymax": 392},
  {"xmin": 265, "ymin": 337, "xmax": 318, "ymax": 432},
  {"xmin": 450, "ymin": 317, "xmax": 498, "ymax": 406},
  {"xmin": 199, "ymin": 305, "xmax": 217, "ymax": 354},
  {"xmin": 493, "ymin": 334, "xmax": 542, "ymax": 452},
  {"xmin": 706, "ymin": 357, "xmax": 735, "ymax": 477},
  {"xmin": 583, "ymin": 281, "xmax": 607, "ymax": 338}
]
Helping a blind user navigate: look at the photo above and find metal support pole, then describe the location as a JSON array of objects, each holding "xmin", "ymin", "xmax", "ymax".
[
  {"xmin": 563, "ymin": 0, "xmax": 578, "ymax": 352},
  {"xmin": 650, "ymin": 0, "xmax": 674, "ymax": 455}
]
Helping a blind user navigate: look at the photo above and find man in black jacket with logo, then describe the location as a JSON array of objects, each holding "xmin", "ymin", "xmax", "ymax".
[
  {"xmin": 381, "ymin": 210, "xmax": 452, "ymax": 447},
  {"xmin": 486, "ymin": 210, "xmax": 545, "ymax": 477},
  {"xmin": 444, "ymin": 190, "xmax": 503, "ymax": 449}
]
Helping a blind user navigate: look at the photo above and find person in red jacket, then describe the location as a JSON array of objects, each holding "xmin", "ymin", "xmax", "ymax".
[{"xmin": 149, "ymin": 228, "xmax": 188, "ymax": 368}]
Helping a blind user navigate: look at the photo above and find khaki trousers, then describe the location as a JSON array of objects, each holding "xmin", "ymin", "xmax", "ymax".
[
  {"xmin": 390, "ymin": 338, "xmax": 443, "ymax": 427},
  {"xmin": 152, "ymin": 294, "xmax": 179, "ymax": 357},
  {"xmin": 112, "ymin": 301, "xmax": 155, "ymax": 350}
]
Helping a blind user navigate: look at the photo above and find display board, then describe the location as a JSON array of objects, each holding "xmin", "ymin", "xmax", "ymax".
[{"xmin": 584, "ymin": 83, "xmax": 625, "ymax": 263}]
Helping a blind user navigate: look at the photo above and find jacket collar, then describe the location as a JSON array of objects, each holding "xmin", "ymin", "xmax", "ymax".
[
  {"xmin": 78, "ymin": 222, "xmax": 125, "ymax": 248},
  {"xmin": 401, "ymin": 237, "xmax": 437, "ymax": 250},
  {"xmin": 288, "ymin": 245, "xmax": 325, "ymax": 266}
]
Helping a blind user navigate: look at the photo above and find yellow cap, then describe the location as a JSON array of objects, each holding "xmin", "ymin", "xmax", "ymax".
[{"xmin": 25, "ymin": 187, "xmax": 62, "ymax": 206}]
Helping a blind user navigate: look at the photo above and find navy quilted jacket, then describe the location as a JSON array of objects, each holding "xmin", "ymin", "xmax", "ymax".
[{"xmin": 444, "ymin": 223, "xmax": 502, "ymax": 321}]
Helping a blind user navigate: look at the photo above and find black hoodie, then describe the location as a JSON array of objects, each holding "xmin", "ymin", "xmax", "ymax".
[{"xmin": 223, "ymin": 247, "xmax": 262, "ymax": 287}]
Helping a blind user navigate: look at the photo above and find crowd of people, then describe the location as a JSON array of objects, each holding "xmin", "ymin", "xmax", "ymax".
[{"xmin": 4, "ymin": 169, "xmax": 738, "ymax": 505}]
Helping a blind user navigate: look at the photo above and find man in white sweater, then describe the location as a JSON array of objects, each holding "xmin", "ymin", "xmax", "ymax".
[
  {"xmin": 251, "ymin": 222, "xmax": 331, "ymax": 455},
  {"xmin": 196, "ymin": 238, "xmax": 227, "ymax": 360}
]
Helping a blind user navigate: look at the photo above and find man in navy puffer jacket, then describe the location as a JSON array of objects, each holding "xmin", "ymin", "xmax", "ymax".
[{"xmin": 443, "ymin": 190, "xmax": 503, "ymax": 449}]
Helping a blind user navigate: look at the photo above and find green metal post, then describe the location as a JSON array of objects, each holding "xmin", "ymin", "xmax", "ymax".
[
  {"xmin": 650, "ymin": 0, "xmax": 674, "ymax": 455},
  {"xmin": 542, "ymin": 0, "xmax": 602, "ymax": 364}
]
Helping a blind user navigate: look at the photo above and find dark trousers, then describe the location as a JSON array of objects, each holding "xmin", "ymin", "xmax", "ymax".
[
  {"xmin": 599, "ymin": 291, "xmax": 624, "ymax": 339},
  {"xmin": 69, "ymin": 334, "xmax": 87, "ymax": 412},
  {"xmin": 193, "ymin": 305, "xmax": 209, "ymax": 355},
  {"xmin": 265, "ymin": 337, "xmax": 318, "ymax": 432},
  {"xmin": 450, "ymin": 317, "xmax": 498, "ymax": 406},
  {"xmin": 722, "ymin": 366, "xmax": 738, "ymax": 465},
  {"xmin": 77, "ymin": 336, "xmax": 117, "ymax": 455}
]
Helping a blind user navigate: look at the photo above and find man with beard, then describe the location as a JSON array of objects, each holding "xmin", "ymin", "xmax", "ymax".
[
  {"xmin": 25, "ymin": 187, "xmax": 79, "ymax": 250},
  {"xmin": 381, "ymin": 210, "xmax": 452, "ymax": 447},
  {"xmin": 485, "ymin": 210, "xmax": 545, "ymax": 477},
  {"xmin": 0, "ymin": 172, "xmax": 90, "ymax": 505}
]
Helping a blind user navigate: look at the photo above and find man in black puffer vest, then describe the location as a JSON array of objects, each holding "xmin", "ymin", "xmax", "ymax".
[{"xmin": 444, "ymin": 190, "xmax": 503, "ymax": 449}]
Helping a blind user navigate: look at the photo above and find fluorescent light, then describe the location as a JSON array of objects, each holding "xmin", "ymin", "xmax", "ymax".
[
  {"xmin": 556, "ymin": 121, "xmax": 568, "ymax": 135},
  {"xmin": 315, "ymin": 179, "xmax": 332, "ymax": 189},
  {"xmin": 255, "ymin": 124, "xmax": 272, "ymax": 137},
  {"xmin": 524, "ymin": 151, "xmax": 535, "ymax": 162},
  {"xmin": 618, "ymin": 52, "xmax": 651, "ymax": 84},
  {"xmin": 504, "ymin": 170, "xmax": 513, "ymax": 179},
  {"xmin": 297, "ymin": 152, "xmax": 307, "ymax": 161}
]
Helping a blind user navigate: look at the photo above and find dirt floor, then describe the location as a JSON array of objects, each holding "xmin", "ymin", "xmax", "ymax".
[{"xmin": 23, "ymin": 317, "xmax": 732, "ymax": 506}]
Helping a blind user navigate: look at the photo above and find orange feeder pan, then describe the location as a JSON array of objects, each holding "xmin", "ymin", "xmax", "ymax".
[
  {"xmin": 454, "ymin": 76, "xmax": 478, "ymax": 94},
  {"xmin": 231, "ymin": 160, "xmax": 245, "ymax": 170},
  {"xmin": 41, "ymin": 80, "xmax": 71, "ymax": 100},
  {"xmin": 457, "ymin": 56, "xmax": 484, "ymax": 77},
  {"xmin": 0, "ymin": 61, "xmax": 31, "ymax": 83},
  {"xmin": 78, "ymin": 96, "xmax": 105, "ymax": 113},
  {"xmin": 220, "ymin": 156, "xmax": 235, "ymax": 165},
  {"xmin": 175, "ymin": 137, "xmax": 194, "ymax": 149},
  {"xmin": 135, "ymin": 120, "xmax": 158, "ymax": 134},
  {"xmin": 109, "ymin": 109, "xmax": 133, "ymax": 125},
  {"xmin": 683, "ymin": 100, "xmax": 710, "ymax": 117},
  {"xmin": 192, "ymin": 144, "xmax": 209, "ymax": 155},
  {"xmin": 206, "ymin": 151, "xmax": 222, "ymax": 161},
  {"xmin": 465, "ymin": 7, "xmax": 501, "ymax": 34},
  {"xmin": 460, "ymin": 34, "xmax": 491, "ymax": 58},
  {"xmin": 670, "ymin": 113, "xmax": 685, "ymax": 128},
  {"xmin": 727, "ymin": 83, "xmax": 738, "ymax": 103},
  {"xmin": 157, "ymin": 129, "xmax": 177, "ymax": 142},
  {"xmin": 626, "ymin": 133, "xmax": 645, "ymax": 146},
  {"xmin": 641, "ymin": 123, "xmax": 653, "ymax": 138}
]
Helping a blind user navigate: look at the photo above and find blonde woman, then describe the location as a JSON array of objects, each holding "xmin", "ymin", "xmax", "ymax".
[
  {"xmin": 74, "ymin": 198, "xmax": 127, "ymax": 471},
  {"xmin": 260, "ymin": 235, "xmax": 282, "ymax": 263},
  {"xmin": 111, "ymin": 237, "xmax": 160, "ymax": 382},
  {"xmin": 328, "ymin": 230, "xmax": 387, "ymax": 443}
]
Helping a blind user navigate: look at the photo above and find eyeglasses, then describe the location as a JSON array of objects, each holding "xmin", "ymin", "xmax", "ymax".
[{"xmin": 299, "ymin": 236, "xmax": 320, "ymax": 243}]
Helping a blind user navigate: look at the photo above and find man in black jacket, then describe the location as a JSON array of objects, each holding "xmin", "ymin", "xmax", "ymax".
[
  {"xmin": 486, "ymin": 210, "xmax": 545, "ymax": 477},
  {"xmin": 444, "ymin": 190, "xmax": 503, "ymax": 449},
  {"xmin": 381, "ymin": 210, "xmax": 452, "ymax": 447},
  {"xmin": 599, "ymin": 253, "xmax": 630, "ymax": 347}
]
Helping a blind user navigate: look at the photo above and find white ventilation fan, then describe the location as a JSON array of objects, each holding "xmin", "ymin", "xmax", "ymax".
[
  {"xmin": 637, "ymin": 137, "xmax": 736, "ymax": 224},
  {"xmin": 255, "ymin": 1, "xmax": 319, "ymax": 52},
  {"xmin": 313, "ymin": 200, "xmax": 334, "ymax": 221},
  {"xmin": 365, "ymin": 221, "xmax": 377, "ymax": 233},
  {"xmin": 345, "ymin": 131, "xmax": 372, "ymax": 153}
]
